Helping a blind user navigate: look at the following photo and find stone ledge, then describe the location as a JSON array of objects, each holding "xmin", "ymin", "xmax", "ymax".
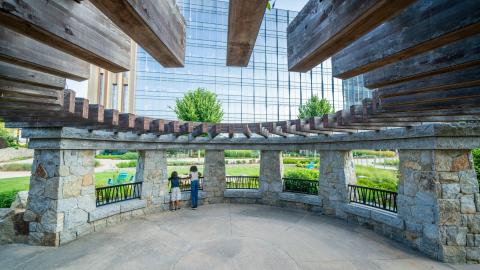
[
  {"xmin": 89, "ymin": 199, "xmax": 146, "ymax": 222},
  {"xmin": 224, "ymin": 189, "xmax": 261, "ymax": 199},
  {"xmin": 164, "ymin": 191, "xmax": 207, "ymax": 203},
  {"xmin": 344, "ymin": 203, "xmax": 405, "ymax": 230},
  {"xmin": 279, "ymin": 192, "xmax": 322, "ymax": 206}
]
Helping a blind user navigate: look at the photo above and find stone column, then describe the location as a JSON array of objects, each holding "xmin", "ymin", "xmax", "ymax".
[
  {"xmin": 136, "ymin": 150, "xmax": 168, "ymax": 209},
  {"xmin": 259, "ymin": 150, "xmax": 283, "ymax": 205},
  {"xmin": 203, "ymin": 150, "xmax": 226, "ymax": 204},
  {"xmin": 398, "ymin": 149, "xmax": 480, "ymax": 263},
  {"xmin": 319, "ymin": 150, "xmax": 356, "ymax": 218},
  {"xmin": 24, "ymin": 149, "xmax": 96, "ymax": 246}
]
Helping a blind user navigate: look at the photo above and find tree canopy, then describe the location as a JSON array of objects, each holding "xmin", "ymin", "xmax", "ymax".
[
  {"xmin": 172, "ymin": 88, "xmax": 224, "ymax": 123},
  {"xmin": 298, "ymin": 96, "xmax": 333, "ymax": 119}
]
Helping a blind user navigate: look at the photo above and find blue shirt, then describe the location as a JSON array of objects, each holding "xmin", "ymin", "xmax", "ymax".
[{"xmin": 170, "ymin": 177, "xmax": 180, "ymax": 188}]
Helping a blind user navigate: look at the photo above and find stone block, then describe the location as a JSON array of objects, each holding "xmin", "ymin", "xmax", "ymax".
[
  {"xmin": 57, "ymin": 198, "xmax": 78, "ymax": 212},
  {"xmin": 92, "ymin": 219, "xmax": 107, "ymax": 232},
  {"xmin": 438, "ymin": 199, "xmax": 461, "ymax": 225},
  {"xmin": 10, "ymin": 191, "xmax": 28, "ymax": 210},
  {"xmin": 106, "ymin": 214, "xmax": 121, "ymax": 226},
  {"xmin": 467, "ymin": 234, "xmax": 475, "ymax": 247},
  {"xmin": 405, "ymin": 221, "xmax": 423, "ymax": 234},
  {"xmin": 476, "ymin": 194, "xmax": 480, "ymax": 212},
  {"xmin": 82, "ymin": 175, "xmax": 93, "ymax": 186},
  {"xmin": 76, "ymin": 223, "xmax": 94, "ymax": 237},
  {"xmin": 412, "ymin": 205, "xmax": 435, "ymax": 224},
  {"xmin": 343, "ymin": 204, "xmax": 371, "ymax": 219},
  {"xmin": 466, "ymin": 247, "xmax": 480, "ymax": 262},
  {"xmin": 77, "ymin": 195, "xmax": 96, "ymax": 213},
  {"xmin": 441, "ymin": 183, "xmax": 460, "ymax": 199},
  {"xmin": 39, "ymin": 210, "xmax": 64, "ymax": 233},
  {"xmin": 438, "ymin": 172, "xmax": 460, "ymax": 183},
  {"xmin": 444, "ymin": 226, "xmax": 467, "ymax": 246},
  {"xmin": 460, "ymin": 195, "xmax": 477, "ymax": 214},
  {"xmin": 466, "ymin": 214, "xmax": 480, "ymax": 233},
  {"xmin": 64, "ymin": 208, "xmax": 88, "ymax": 230},
  {"xmin": 279, "ymin": 192, "xmax": 322, "ymax": 206},
  {"xmin": 62, "ymin": 178, "xmax": 82, "ymax": 198},
  {"xmin": 89, "ymin": 204, "xmax": 120, "ymax": 222},
  {"xmin": 476, "ymin": 234, "xmax": 480, "ymax": 247},
  {"xmin": 224, "ymin": 189, "xmax": 262, "ymax": 199},
  {"xmin": 59, "ymin": 230, "xmax": 76, "ymax": 245},
  {"xmin": 459, "ymin": 170, "xmax": 479, "ymax": 194},
  {"xmin": 119, "ymin": 200, "xmax": 147, "ymax": 213},
  {"xmin": 439, "ymin": 245, "xmax": 466, "ymax": 264}
]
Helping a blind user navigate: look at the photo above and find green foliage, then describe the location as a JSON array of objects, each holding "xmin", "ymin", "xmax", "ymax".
[
  {"xmin": 0, "ymin": 163, "xmax": 32, "ymax": 171},
  {"xmin": 94, "ymin": 160, "xmax": 101, "ymax": 167},
  {"xmin": 472, "ymin": 149, "xmax": 480, "ymax": 186},
  {"xmin": 96, "ymin": 152, "xmax": 138, "ymax": 160},
  {"xmin": 284, "ymin": 168, "xmax": 319, "ymax": 181},
  {"xmin": 0, "ymin": 190, "xmax": 18, "ymax": 208},
  {"xmin": 116, "ymin": 160, "xmax": 137, "ymax": 168},
  {"xmin": 171, "ymin": 88, "xmax": 223, "ymax": 123},
  {"xmin": 298, "ymin": 96, "xmax": 332, "ymax": 119},
  {"xmin": 355, "ymin": 165, "xmax": 398, "ymax": 192},
  {"xmin": 266, "ymin": 0, "xmax": 271, "ymax": 10},
  {"xmin": 0, "ymin": 121, "xmax": 18, "ymax": 148},
  {"xmin": 225, "ymin": 150, "xmax": 259, "ymax": 158},
  {"xmin": 375, "ymin": 159, "xmax": 400, "ymax": 166},
  {"xmin": 352, "ymin": 150, "xmax": 397, "ymax": 158}
]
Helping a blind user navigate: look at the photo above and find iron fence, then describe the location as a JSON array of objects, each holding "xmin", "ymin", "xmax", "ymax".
[
  {"xmin": 170, "ymin": 177, "xmax": 204, "ymax": 192},
  {"xmin": 348, "ymin": 184, "xmax": 398, "ymax": 213},
  {"xmin": 226, "ymin": 176, "xmax": 259, "ymax": 189},
  {"xmin": 282, "ymin": 178, "xmax": 318, "ymax": 195},
  {"xmin": 95, "ymin": 182, "xmax": 142, "ymax": 207}
]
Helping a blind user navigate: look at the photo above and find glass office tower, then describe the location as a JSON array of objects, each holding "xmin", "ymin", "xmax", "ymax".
[
  {"xmin": 135, "ymin": 0, "xmax": 344, "ymax": 122},
  {"xmin": 342, "ymin": 75, "xmax": 372, "ymax": 109}
]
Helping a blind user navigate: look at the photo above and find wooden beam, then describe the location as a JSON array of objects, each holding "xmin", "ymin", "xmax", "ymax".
[
  {"xmin": 89, "ymin": 0, "xmax": 185, "ymax": 67},
  {"xmin": 119, "ymin": 113, "xmax": 135, "ymax": 131},
  {"xmin": 0, "ymin": 0, "xmax": 131, "ymax": 72},
  {"xmin": 134, "ymin": 117, "xmax": 152, "ymax": 134},
  {"xmin": 74, "ymin": 98, "xmax": 89, "ymax": 119},
  {"xmin": 364, "ymin": 35, "xmax": 480, "ymax": 89},
  {"xmin": 332, "ymin": 0, "xmax": 480, "ymax": 79},
  {"xmin": 0, "ymin": 78, "xmax": 63, "ymax": 106},
  {"xmin": 192, "ymin": 123, "xmax": 209, "ymax": 137},
  {"xmin": 150, "ymin": 119, "xmax": 166, "ymax": 135},
  {"xmin": 104, "ymin": 109, "xmax": 119, "ymax": 127},
  {"xmin": 226, "ymin": 0, "xmax": 267, "ymax": 66},
  {"xmin": 0, "ymin": 61, "xmax": 65, "ymax": 89},
  {"xmin": 287, "ymin": 0, "xmax": 415, "ymax": 72},
  {"xmin": 0, "ymin": 27, "xmax": 89, "ymax": 81}
]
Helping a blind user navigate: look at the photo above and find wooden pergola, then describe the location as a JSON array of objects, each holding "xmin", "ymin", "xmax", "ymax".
[{"xmin": 0, "ymin": 0, "xmax": 479, "ymax": 140}]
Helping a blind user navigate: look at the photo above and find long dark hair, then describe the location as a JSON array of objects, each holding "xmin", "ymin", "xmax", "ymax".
[
  {"xmin": 170, "ymin": 171, "xmax": 178, "ymax": 179},
  {"xmin": 190, "ymin": 166, "xmax": 198, "ymax": 172}
]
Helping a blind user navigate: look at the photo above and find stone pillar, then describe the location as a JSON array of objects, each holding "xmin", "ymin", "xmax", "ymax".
[
  {"xmin": 259, "ymin": 150, "xmax": 283, "ymax": 205},
  {"xmin": 319, "ymin": 150, "xmax": 356, "ymax": 218},
  {"xmin": 203, "ymin": 150, "xmax": 226, "ymax": 204},
  {"xmin": 398, "ymin": 149, "xmax": 480, "ymax": 263},
  {"xmin": 136, "ymin": 150, "xmax": 168, "ymax": 209},
  {"xmin": 24, "ymin": 149, "xmax": 96, "ymax": 246}
]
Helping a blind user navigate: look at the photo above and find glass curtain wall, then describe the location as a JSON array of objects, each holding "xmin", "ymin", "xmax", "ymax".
[{"xmin": 135, "ymin": 0, "xmax": 343, "ymax": 122}]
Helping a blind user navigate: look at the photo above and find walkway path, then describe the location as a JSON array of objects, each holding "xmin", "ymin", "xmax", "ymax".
[{"xmin": 0, "ymin": 204, "xmax": 475, "ymax": 270}]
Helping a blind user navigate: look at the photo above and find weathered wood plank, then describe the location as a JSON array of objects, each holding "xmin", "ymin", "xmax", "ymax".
[
  {"xmin": 0, "ymin": 61, "xmax": 65, "ymax": 89},
  {"xmin": 0, "ymin": 78, "xmax": 63, "ymax": 105},
  {"xmin": 119, "ymin": 113, "xmax": 136, "ymax": 130},
  {"xmin": 0, "ymin": 0, "xmax": 131, "ymax": 72},
  {"xmin": 88, "ymin": 104, "xmax": 104, "ymax": 123},
  {"xmin": 104, "ymin": 109, "xmax": 119, "ymax": 126},
  {"xmin": 192, "ymin": 123, "xmax": 209, "ymax": 137},
  {"xmin": 332, "ymin": 0, "xmax": 480, "ymax": 79},
  {"xmin": 227, "ymin": 0, "xmax": 267, "ymax": 66},
  {"xmin": 364, "ymin": 35, "xmax": 480, "ymax": 89},
  {"xmin": 134, "ymin": 117, "xmax": 152, "ymax": 133},
  {"xmin": 0, "ymin": 27, "xmax": 89, "ymax": 81},
  {"xmin": 287, "ymin": 0, "xmax": 415, "ymax": 72},
  {"xmin": 150, "ymin": 119, "xmax": 166, "ymax": 135},
  {"xmin": 90, "ymin": 0, "xmax": 185, "ymax": 67},
  {"xmin": 75, "ymin": 98, "xmax": 89, "ymax": 119}
]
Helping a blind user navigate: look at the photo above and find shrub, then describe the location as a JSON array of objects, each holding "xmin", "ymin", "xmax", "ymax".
[
  {"xmin": 0, "ymin": 163, "xmax": 32, "ymax": 171},
  {"xmin": 0, "ymin": 190, "xmax": 19, "ymax": 208},
  {"xmin": 284, "ymin": 168, "xmax": 319, "ymax": 181},
  {"xmin": 94, "ymin": 160, "xmax": 101, "ymax": 167},
  {"xmin": 353, "ymin": 150, "xmax": 396, "ymax": 158},
  {"xmin": 116, "ymin": 160, "xmax": 137, "ymax": 168},
  {"xmin": 355, "ymin": 165, "xmax": 398, "ymax": 192},
  {"xmin": 283, "ymin": 157, "xmax": 311, "ymax": 165},
  {"xmin": 472, "ymin": 149, "xmax": 480, "ymax": 186},
  {"xmin": 375, "ymin": 159, "xmax": 400, "ymax": 166},
  {"xmin": 96, "ymin": 152, "xmax": 138, "ymax": 160},
  {"xmin": 225, "ymin": 150, "xmax": 259, "ymax": 158}
]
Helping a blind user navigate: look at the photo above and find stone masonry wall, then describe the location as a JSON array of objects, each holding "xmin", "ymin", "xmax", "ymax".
[
  {"xmin": 259, "ymin": 150, "xmax": 283, "ymax": 205},
  {"xmin": 398, "ymin": 150, "xmax": 480, "ymax": 263},
  {"xmin": 24, "ymin": 149, "xmax": 95, "ymax": 246},
  {"xmin": 203, "ymin": 150, "xmax": 226, "ymax": 204},
  {"xmin": 136, "ymin": 150, "xmax": 168, "ymax": 211},
  {"xmin": 319, "ymin": 150, "xmax": 356, "ymax": 218}
]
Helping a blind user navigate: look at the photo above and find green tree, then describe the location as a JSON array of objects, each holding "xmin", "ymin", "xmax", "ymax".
[
  {"xmin": 0, "ymin": 120, "xmax": 16, "ymax": 148},
  {"xmin": 298, "ymin": 96, "xmax": 333, "ymax": 119},
  {"xmin": 171, "ymin": 88, "xmax": 224, "ymax": 123}
]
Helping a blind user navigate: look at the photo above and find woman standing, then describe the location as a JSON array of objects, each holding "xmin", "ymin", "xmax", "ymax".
[{"xmin": 189, "ymin": 166, "xmax": 200, "ymax": 209}]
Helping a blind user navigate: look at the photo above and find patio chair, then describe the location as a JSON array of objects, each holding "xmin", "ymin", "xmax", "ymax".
[
  {"xmin": 306, "ymin": 161, "xmax": 315, "ymax": 169},
  {"xmin": 116, "ymin": 172, "xmax": 129, "ymax": 184}
]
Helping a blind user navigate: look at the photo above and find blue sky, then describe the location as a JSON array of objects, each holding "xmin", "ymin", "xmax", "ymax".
[{"xmin": 273, "ymin": 0, "xmax": 308, "ymax": 11}]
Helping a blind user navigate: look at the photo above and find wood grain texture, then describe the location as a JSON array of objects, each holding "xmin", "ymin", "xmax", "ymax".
[
  {"xmin": 227, "ymin": 0, "xmax": 267, "ymax": 66},
  {"xmin": 0, "ymin": 0, "xmax": 131, "ymax": 72},
  {"xmin": 287, "ymin": 0, "xmax": 415, "ymax": 72},
  {"xmin": 0, "ymin": 61, "xmax": 66, "ymax": 89},
  {"xmin": 89, "ymin": 0, "xmax": 185, "ymax": 67},
  {"xmin": 0, "ymin": 27, "xmax": 89, "ymax": 81},
  {"xmin": 332, "ymin": 0, "xmax": 480, "ymax": 79}
]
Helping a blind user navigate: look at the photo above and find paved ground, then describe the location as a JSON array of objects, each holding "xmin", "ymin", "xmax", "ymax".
[{"xmin": 0, "ymin": 204, "xmax": 476, "ymax": 270}]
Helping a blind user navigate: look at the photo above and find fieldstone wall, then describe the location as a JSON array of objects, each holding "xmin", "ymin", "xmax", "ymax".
[
  {"xmin": 259, "ymin": 150, "xmax": 283, "ymax": 205},
  {"xmin": 203, "ymin": 150, "xmax": 226, "ymax": 204},
  {"xmin": 136, "ymin": 150, "xmax": 168, "ymax": 210},
  {"xmin": 319, "ymin": 150, "xmax": 356, "ymax": 218},
  {"xmin": 24, "ymin": 149, "xmax": 95, "ymax": 246},
  {"xmin": 398, "ymin": 149, "xmax": 480, "ymax": 264}
]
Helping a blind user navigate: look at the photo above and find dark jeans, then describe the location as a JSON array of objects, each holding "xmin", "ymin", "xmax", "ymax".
[{"xmin": 191, "ymin": 180, "xmax": 199, "ymax": 208}]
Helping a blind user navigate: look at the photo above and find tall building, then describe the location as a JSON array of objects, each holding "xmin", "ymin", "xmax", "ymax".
[
  {"xmin": 135, "ymin": 0, "xmax": 344, "ymax": 122},
  {"xmin": 342, "ymin": 75, "xmax": 372, "ymax": 109}
]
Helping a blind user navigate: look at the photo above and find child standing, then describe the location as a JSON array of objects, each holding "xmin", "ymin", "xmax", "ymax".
[
  {"xmin": 169, "ymin": 171, "xmax": 181, "ymax": 211},
  {"xmin": 189, "ymin": 166, "xmax": 200, "ymax": 209}
]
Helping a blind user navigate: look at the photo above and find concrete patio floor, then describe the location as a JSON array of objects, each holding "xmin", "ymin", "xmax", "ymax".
[{"xmin": 0, "ymin": 204, "xmax": 476, "ymax": 270}]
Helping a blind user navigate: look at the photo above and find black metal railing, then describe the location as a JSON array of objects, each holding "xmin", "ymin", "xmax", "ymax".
[
  {"xmin": 282, "ymin": 178, "xmax": 318, "ymax": 195},
  {"xmin": 226, "ymin": 176, "xmax": 259, "ymax": 189},
  {"xmin": 170, "ymin": 177, "xmax": 204, "ymax": 192},
  {"xmin": 95, "ymin": 182, "xmax": 142, "ymax": 207},
  {"xmin": 348, "ymin": 184, "xmax": 398, "ymax": 213}
]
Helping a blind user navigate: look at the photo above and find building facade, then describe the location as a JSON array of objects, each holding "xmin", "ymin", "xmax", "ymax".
[
  {"xmin": 135, "ymin": 0, "xmax": 344, "ymax": 123},
  {"xmin": 342, "ymin": 75, "xmax": 372, "ymax": 110}
]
